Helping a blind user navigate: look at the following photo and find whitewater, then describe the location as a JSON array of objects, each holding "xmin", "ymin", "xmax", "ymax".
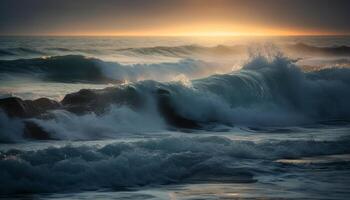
[{"xmin": 0, "ymin": 36, "xmax": 350, "ymax": 199}]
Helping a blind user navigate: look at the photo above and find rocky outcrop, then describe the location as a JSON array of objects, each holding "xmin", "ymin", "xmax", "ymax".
[
  {"xmin": 0, "ymin": 85, "xmax": 201, "ymax": 141},
  {"xmin": 0, "ymin": 97, "xmax": 60, "ymax": 118},
  {"xmin": 61, "ymin": 86, "xmax": 142, "ymax": 115},
  {"xmin": 0, "ymin": 97, "xmax": 60, "ymax": 140},
  {"xmin": 62, "ymin": 87, "xmax": 200, "ymax": 128}
]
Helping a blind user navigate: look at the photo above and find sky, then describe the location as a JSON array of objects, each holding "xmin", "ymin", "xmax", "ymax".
[{"xmin": 0, "ymin": 0, "xmax": 349, "ymax": 36}]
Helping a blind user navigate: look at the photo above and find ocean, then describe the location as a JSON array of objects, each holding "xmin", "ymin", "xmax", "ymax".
[{"xmin": 0, "ymin": 36, "xmax": 350, "ymax": 199}]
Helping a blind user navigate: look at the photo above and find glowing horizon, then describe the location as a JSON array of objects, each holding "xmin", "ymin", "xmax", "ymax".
[
  {"xmin": 6, "ymin": 26, "xmax": 348, "ymax": 37},
  {"xmin": 1, "ymin": 0, "xmax": 349, "ymax": 37}
]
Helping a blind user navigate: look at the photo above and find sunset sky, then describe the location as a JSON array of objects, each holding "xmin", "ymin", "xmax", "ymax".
[{"xmin": 1, "ymin": 0, "xmax": 349, "ymax": 36}]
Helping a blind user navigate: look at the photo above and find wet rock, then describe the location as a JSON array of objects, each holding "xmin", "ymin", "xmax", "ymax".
[
  {"xmin": 23, "ymin": 121, "xmax": 52, "ymax": 140},
  {"xmin": 31, "ymin": 98, "xmax": 61, "ymax": 111},
  {"xmin": 0, "ymin": 97, "xmax": 60, "ymax": 118},
  {"xmin": 61, "ymin": 89, "xmax": 97, "ymax": 106},
  {"xmin": 0, "ymin": 97, "xmax": 30, "ymax": 118},
  {"xmin": 61, "ymin": 88, "xmax": 113, "ymax": 115},
  {"xmin": 61, "ymin": 86, "xmax": 143, "ymax": 115}
]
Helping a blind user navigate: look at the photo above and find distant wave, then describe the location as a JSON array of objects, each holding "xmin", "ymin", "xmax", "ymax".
[
  {"xmin": 3, "ymin": 44, "xmax": 349, "ymax": 84},
  {"xmin": 46, "ymin": 47, "xmax": 72, "ymax": 52},
  {"xmin": 0, "ymin": 55, "xmax": 112, "ymax": 83},
  {"xmin": 0, "ymin": 136, "xmax": 349, "ymax": 194},
  {"xmin": 0, "ymin": 47, "xmax": 100, "ymax": 58},
  {"xmin": 0, "ymin": 47, "xmax": 44, "ymax": 56},
  {"xmin": 0, "ymin": 55, "xmax": 231, "ymax": 83},
  {"xmin": 1, "ymin": 43, "xmax": 350, "ymax": 60},
  {"xmin": 115, "ymin": 44, "xmax": 246, "ymax": 57},
  {"xmin": 0, "ymin": 49, "xmax": 17, "ymax": 56},
  {"xmin": 285, "ymin": 43, "xmax": 350, "ymax": 56},
  {"xmin": 113, "ymin": 43, "xmax": 350, "ymax": 57}
]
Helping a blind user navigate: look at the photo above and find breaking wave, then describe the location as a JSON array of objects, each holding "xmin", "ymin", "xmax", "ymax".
[
  {"xmin": 67, "ymin": 54, "xmax": 350, "ymax": 127},
  {"xmin": 1, "ymin": 53, "xmax": 350, "ymax": 142},
  {"xmin": 0, "ymin": 136, "xmax": 349, "ymax": 194}
]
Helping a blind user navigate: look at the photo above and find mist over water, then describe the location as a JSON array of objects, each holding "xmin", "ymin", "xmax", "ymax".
[{"xmin": 0, "ymin": 36, "xmax": 350, "ymax": 199}]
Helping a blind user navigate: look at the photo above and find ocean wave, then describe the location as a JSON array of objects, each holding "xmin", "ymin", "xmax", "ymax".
[
  {"xmin": 1, "ymin": 43, "xmax": 347, "ymax": 84},
  {"xmin": 0, "ymin": 136, "xmax": 349, "ymax": 194},
  {"xmin": 1, "ymin": 54, "xmax": 350, "ymax": 141},
  {"xmin": 0, "ymin": 55, "xmax": 111, "ymax": 83},
  {"xmin": 55, "ymin": 54, "xmax": 350, "ymax": 128},
  {"xmin": 0, "ymin": 55, "xmax": 231, "ymax": 83}
]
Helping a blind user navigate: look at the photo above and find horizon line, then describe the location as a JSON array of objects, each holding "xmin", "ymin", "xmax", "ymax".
[{"xmin": 1, "ymin": 34, "xmax": 350, "ymax": 37}]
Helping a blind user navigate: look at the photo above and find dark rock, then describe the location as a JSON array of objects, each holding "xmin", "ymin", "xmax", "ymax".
[
  {"xmin": 31, "ymin": 98, "xmax": 61, "ymax": 111},
  {"xmin": 0, "ymin": 97, "xmax": 30, "ymax": 118},
  {"xmin": 0, "ymin": 97, "xmax": 61, "ymax": 118},
  {"xmin": 23, "ymin": 121, "xmax": 52, "ymax": 140},
  {"xmin": 61, "ymin": 89, "xmax": 97, "ymax": 106},
  {"xmin": 61, "ymin": 89, "xmax": 108, "ymax": 115},
  {"xmin": 60, "ymin": 86, "xmax": 200, "ymax": 129},
  {"xmin": 61, "ymin": 86, "xmax": 143, "ymax": 115}
]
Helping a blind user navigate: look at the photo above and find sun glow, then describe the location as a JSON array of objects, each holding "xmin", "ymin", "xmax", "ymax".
[
  {"xmin": 48, "ymin": 26, "xmax": 332, "ymax": 37},
  {"xmin": 28, "ymin": 12, "xmax": 344, "ymax": 37},
  {"xmin": 42, "ymin": 19, "xmax": 339, "ymax": 37}
]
